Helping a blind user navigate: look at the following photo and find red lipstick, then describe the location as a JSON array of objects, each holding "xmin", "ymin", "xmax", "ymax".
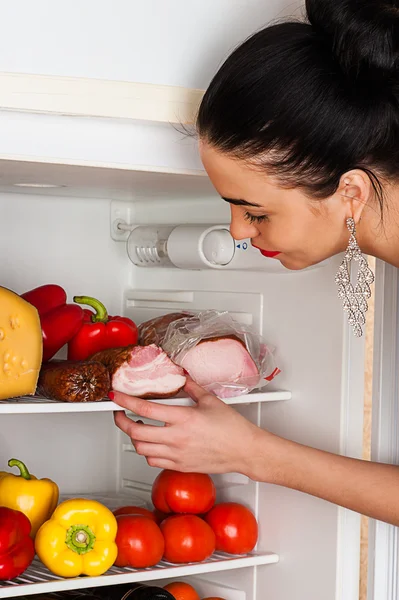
[
  {"xmin": 251, "ymin": 243, "xmax": 281, "ymax": 258},
  {"xmin": 259, "ymin": 250, "xmax": 281, "ymax": 258}
]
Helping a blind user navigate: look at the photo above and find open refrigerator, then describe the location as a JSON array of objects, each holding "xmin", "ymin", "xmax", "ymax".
[{"xmin": 0, "ymin": 1, "xmax": 398, "ymax": 599}]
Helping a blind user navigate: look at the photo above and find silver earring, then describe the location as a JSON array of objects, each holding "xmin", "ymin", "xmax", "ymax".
[{"xmin": 335, "ymin": 217, "xmax": 374, "ymax": 337}]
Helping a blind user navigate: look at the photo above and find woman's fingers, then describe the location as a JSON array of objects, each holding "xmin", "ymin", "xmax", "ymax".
[
  {"xmin": 145, "ymin": 457, "xmax": 177, "ymax": 470},
  {"xmin": 133, "ymin": 441, "xmax": 174, "ymax": 460},
  {"xmin": 114, "ymin": 411, "xmax": 178, "ymax": 466},
  {"xmin": 183, "ymin": 377, "xmax": 215, "ymax": 403},
  {"xmin": 112, "ymin": 391, "xmax": 186, "ymax": 424},
  {"xmin": 114, "ymin": 410, "xmax": 168, "ymax": 443},
  {"xmin": 111, "ymin": 383, "xmax": 260, "ymax": 476}
]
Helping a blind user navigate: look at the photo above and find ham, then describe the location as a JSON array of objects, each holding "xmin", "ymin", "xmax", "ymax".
[
  {"xmin": 179, "ymin": 336, "xmax": 260, "ymax": 398},
  {"xmin": 90, "ymin": 344, "xmax": 186, "ymax": 399},
  {"xmin": 138, "ymin": 313, "xmax": 263, "ymax": 399}
]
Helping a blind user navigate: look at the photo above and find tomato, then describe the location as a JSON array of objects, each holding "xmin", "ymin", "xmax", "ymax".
[
  {"xmin": 152, "ymin": 470, "xmax": 216, "ymax": 514},
  {"xmin": 153, "ymin": 508, "xmax": 168, "ymax": 524},
  {"xmin": 163, "ymin": 582, "xmax": 200, "ymax": 600},
  {"xmin": 204, "ymin": 502, "xmax": 258, "ymax": 554},
  {"xmin": 113, "ymin": 505, "xmax": 156, "ymax": 520},
  {"xmin": 161, "ymin": 514, "xmax": 216, "ymax": 563},
  {"xmin": 115, "ymin": 515, "xmax": 165, "ymax": 568}
]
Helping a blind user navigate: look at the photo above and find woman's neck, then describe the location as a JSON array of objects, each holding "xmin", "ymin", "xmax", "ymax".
[{"xmin": 357, "ymin": 184, "xmax": 399, "ymax": 268}]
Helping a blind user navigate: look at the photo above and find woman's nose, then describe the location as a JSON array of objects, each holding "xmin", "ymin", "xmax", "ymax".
[{"xmin": 229, "ymin": 207, "xmax": 259, "ymax": 241}]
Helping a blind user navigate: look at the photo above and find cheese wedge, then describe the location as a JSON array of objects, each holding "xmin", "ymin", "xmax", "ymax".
[{"xmin": 0, "ymin": 286, "xmax": 42, "ymax": 399}]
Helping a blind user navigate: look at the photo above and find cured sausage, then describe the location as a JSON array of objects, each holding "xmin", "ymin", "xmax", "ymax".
[{"xmin": 37, "ymin": 360, "xmax": 110, "ymax": 402}]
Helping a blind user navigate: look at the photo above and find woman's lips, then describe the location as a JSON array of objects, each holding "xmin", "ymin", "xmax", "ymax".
[
  {"xmin": 258, "ymin": 249, "xmax": 281, "ymax": 258},
  {"xmin": 251, "ymin": 243, "xmax": 281, "ymax": 258}
]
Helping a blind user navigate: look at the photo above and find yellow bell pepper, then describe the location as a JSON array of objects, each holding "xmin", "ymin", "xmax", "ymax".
[
  {"xmin": 35, "ymin": 498, "xmax": 118, "ymax": 578},
  {"xmin": 0, "ymin": 458, "xmax": 59, "ymax": 537}
]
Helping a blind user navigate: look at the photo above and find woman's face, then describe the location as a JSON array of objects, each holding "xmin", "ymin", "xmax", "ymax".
[{"xmin": 200, "ymin": 143, "xmax": 352, "ymax": 270}]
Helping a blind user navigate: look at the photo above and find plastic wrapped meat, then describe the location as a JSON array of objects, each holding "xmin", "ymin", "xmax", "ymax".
[
  {"xmin": 138, "ymin": 312, "xmax": 192, "ymax": 346},
  {"xmin": 138, "ymin": 311, "xmax": 279, "ymax": 399},
  {"xmin": 178, "ymin": 335, "xmax": 260, "ymax": 398}
]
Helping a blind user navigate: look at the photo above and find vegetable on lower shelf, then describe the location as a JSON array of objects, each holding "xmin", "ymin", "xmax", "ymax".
[
  {"xmin": 163, "ymin": 582, "xmax": 201, "ymax": 600},
  {"xmin": 22, "ymin": 284, "xmax": 84, "ymax": 361},
  {"xmin": 152, "ymin": 470, "xmax": 216, "ymax": 515},
  {"xmin": 114, "ymin": 514, "xmax": 164, "ymax": 568},
  {"xmin": 67, "ymin": 296, "xmax": 138, "ymax": 361},
  {"xmin": 113, "ymin": 505, "xmax": 166, "ymax": 525},
  {"xmin": 112, "ymin": 506, "xmax": 157, "ymax": 521},
  {"xmin": 0, "ymin": 286, "xmax": 42, "ymax": 400},
  {"xmin": 35, "ymin": 498, "xmax": 118, "ymax": 577},
  {"xmin": 204, "ymin": 502, "xmax": 258, "ymax": 554},
  {"xmin": 0, "ymin": 507, "xmax": 35, "ymax": 580},
  {"xmin": 0, "ymin": 458, "xmax": 59, "ymax": 538},
  {"xmin": 160, "ymin": 514, "xmax": 216, "ymax": 564}
]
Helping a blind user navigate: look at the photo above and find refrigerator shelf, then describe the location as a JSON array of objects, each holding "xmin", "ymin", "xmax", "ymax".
[
  {"xmin": 0, "ymin": 390, "xmax": 291, "ymax": 414},
  {"xmin": 0, "ymin": 552, "xmax": 279, "ymax": 598}
]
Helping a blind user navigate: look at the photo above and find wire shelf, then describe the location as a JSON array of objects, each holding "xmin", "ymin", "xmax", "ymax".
[
  {"xmin": 0, "ymin": 552, "xmax": 279, "ymax": 597},
  {"xmin": 0, "ymin": 391, "xmax": 291, "ymax": 414}
]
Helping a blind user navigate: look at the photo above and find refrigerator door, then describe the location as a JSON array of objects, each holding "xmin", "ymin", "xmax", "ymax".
[{"xmin": 367, "ymin": 261, "xmax": 399, "ymax": 600}]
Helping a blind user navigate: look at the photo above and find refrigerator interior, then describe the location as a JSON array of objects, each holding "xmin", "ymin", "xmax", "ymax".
[
  {"xmin": 0, "ymin": 164, "xmax": 366, "ymax": 600},
  {"xmin": 0, "ymin": 1, "xmax": 369, "ymax": 596}
]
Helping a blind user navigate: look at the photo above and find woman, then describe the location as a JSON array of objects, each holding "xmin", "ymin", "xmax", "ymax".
[{"xmin": 111, "ymin": 0, "xmax": 399, "ymax": 526}]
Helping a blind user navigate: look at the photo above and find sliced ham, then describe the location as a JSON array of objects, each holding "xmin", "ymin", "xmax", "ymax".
[
  {"xmin": 179, "ymin": 336, "xmax": 260, "ymax": 398},
  {"xmin": 90, "ymin": 344, "xmax": 186, "ymax": 399}
]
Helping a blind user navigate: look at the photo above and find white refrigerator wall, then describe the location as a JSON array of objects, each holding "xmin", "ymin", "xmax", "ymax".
[
  {"xmin": 0, "ymin": 0, "xmax": 303, "ymax": 89},
  {"xmin": 0, "ymin": 192, "xmax": 128, "ymax": 492}
]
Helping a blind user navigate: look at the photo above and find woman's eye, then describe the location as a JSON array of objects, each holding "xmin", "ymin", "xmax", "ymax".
[{"xmin": 244, "ymin": 212, "xmax": 269, "ymax": 224}]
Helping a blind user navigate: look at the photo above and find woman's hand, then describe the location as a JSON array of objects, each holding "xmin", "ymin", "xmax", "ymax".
[
  {"xmin": 113, "ymin": 378, "xmax": 269, "ymax": 476},
  {"xmin": 113, "ymin": 380, "xmax": 399, "ymax": 525}
]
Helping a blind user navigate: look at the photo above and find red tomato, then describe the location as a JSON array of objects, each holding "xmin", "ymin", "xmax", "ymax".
[
  {"xmin": 115, "ymin": 515, "xmax": 165, "ymax": 568},
  {"xmin": 152, "ymin": 470, "xmax": 216, "ymax": 514},
  {"xmin": 205, "ymin": 502, "xmax": 258, "ymax": 554},
  {"xmin": 161, "ymin": 515, "xmax": 216, "ymax": 563},
  {"xmin": 113, "ymin": 505, "xmax": 156, "ymax": 521},
  {"xmin": 163, "ymin": 582, "xmax": 200, "ymax": 600},
  {"xmin": 153, "ymin": 508, "xmax": 168, "ymax": 524}
]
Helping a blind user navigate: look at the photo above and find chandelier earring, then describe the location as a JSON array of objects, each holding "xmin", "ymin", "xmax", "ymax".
[{"xmin": 335, "ymin": 217, "xmax": 374, "ymax": 337}]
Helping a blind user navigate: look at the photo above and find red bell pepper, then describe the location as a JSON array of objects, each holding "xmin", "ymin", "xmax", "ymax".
[
  {"xmin": 0, "ymin": 507, "xmax": 35, "ymax": 580},
  {"xmin": 21, "ymin": 284, "xmax": 67, "ymax": 315},
  {"xmin": 21, "ymin": 284, "xmax": 84, "ymax": 361},
  {"xmin": 67, "ymin": 296, "xmax": 139, "ymax": 361}
]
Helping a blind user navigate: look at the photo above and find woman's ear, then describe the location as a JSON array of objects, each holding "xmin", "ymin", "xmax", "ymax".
[{"xmin": 337, "ymin": 170, "xmax": 372, "ymax": 222}]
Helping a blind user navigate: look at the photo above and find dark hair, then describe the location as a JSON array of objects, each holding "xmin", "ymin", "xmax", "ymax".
[{"xmin": 197, "ymin": 0, "xmax": 399, "ymax": 212}]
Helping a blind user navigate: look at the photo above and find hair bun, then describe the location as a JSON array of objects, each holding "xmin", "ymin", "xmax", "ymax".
[{"xmin": 306, "ymin": 0, "xmax": 399, "ymax": 86}]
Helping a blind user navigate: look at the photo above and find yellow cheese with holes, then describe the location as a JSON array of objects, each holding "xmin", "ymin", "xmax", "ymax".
[{"xmin": 0, "ymin": 286, "xmax": 42, "ymax": 399}]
